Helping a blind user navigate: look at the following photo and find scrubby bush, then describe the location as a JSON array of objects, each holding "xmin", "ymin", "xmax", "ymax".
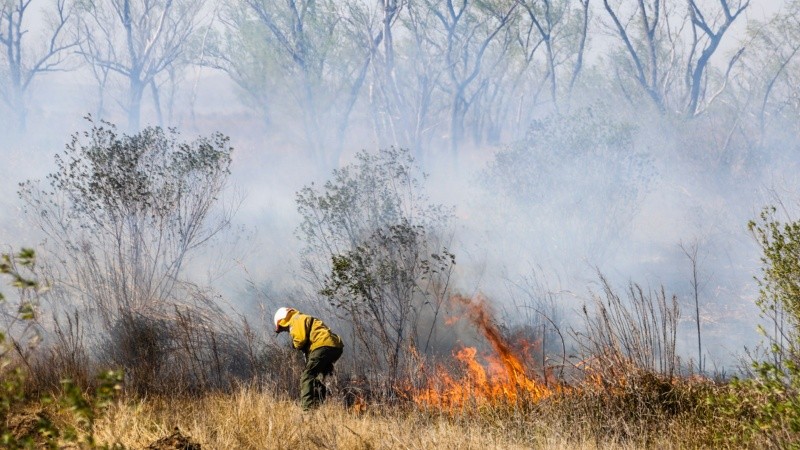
[
  {"xmin": 719, "ymin": 206, "xmax": 800, "ymax": 446},
  {"xmin": 17, "ymin": 118, "xmax": 253, "ymax": 394},
  {"xmin": 297, "ymin": 147, "xmax": 455, "ymax": 391},
  {"xmin": 482, "ymin": 106, "xmax": 653, "ymax": 263}
]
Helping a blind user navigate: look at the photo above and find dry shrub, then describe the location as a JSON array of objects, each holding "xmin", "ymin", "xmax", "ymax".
[
  {"xmin": 21, "ymin": 304, "xmax": 296, "ymax": 398},
  {"xmin": 542, "ymin": 274, "xmax": 700, "ymax": 444},
  {"xmin": 553, "ymin": 370, "xmax": 713, "ymax": 444},
  {"xmin": 96, "ymin": 308, "xmax": 285, "ymax": 395},
  {"xmin": 46, "ymin": 310, "xmax": 92, "ymax": 387},
  {"xmin": 575, "ymin": 274, "xmax": 680, "ymax": 379}
]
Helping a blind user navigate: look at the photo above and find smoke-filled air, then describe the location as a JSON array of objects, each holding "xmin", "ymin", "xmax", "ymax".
[{"xmin": 1, "ymin": 0, "xmax": 800, "ymax": 448}]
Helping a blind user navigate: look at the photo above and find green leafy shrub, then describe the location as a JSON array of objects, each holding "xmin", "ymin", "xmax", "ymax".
[{"xmin": 709, "ymin": 206, "xmax": 800, "ymax": 448}]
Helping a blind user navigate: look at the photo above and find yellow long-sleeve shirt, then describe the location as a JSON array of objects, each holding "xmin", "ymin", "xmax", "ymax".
[{"xmin": 278, "ymin": 310, "xmax": 343, "ymax": 353}]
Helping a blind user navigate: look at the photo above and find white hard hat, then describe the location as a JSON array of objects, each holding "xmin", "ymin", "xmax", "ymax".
[{"xmin": 274, "ymin": 307, "xmax": 291, "ymax": 332}]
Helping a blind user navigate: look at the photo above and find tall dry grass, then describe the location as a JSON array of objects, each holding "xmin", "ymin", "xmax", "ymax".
[
  {"xmin": 47, "ymin": 380, "xmax": 736, "ymax": 450},
  {"xmin": 76, "ymin": 384, "xmax": 712, "ymax": 450}
]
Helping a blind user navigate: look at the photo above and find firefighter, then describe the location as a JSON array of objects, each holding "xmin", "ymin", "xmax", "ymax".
[{"xmin": 274, "ymin": 307, "xmax": 344, "ymax": 410}]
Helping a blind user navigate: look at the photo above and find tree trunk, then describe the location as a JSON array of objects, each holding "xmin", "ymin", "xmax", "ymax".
[{"xmin": 128, "ymin": 78, "xmax": 144, "ymax": 131}]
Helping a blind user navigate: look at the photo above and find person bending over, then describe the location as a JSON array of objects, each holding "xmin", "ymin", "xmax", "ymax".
[{"xmin": 274, "ymin": 307, "xmax": 344, "ymax": 410}]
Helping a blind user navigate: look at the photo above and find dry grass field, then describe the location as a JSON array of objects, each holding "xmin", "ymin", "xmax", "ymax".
[
  {"xmin": 85, "ymin": 386, "xmax": 686, "ymax": 450},
  {"xmin": 2, "ymin": 369, "xmax": 742, "ymax": 450}
]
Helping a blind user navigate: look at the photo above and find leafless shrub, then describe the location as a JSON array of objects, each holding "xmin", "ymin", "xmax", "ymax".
[
  {"xmin": 85, "ymin": 284, "xmax": 287, "ymax": 395},
  {"xmin": 575, "ymin": 273, "xmax": 680, "ymax": 380},
  {"xmin": 27, "ymin": 310, "xmax": 92, "ymax": 392},
  {"xmin": 558, "ymin": 273, "xmax": 690, "ymax": 443},
  {"xmin": 102, "ymin": 312, "xmax": 170, "ymax": 394},
  {"xmin": 501, "ymin": 268, "xmax": 569, "ymax": 384}
]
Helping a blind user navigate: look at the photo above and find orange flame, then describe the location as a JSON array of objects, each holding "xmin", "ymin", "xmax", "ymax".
[{"xmin": 412, "ymin": 295, "xmax": 554, "ymax": 409}]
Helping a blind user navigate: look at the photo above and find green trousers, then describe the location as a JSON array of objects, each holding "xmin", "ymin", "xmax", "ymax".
[{"xmin": 300, "ymin": 346, "xmax": 343, "ymax": 410}]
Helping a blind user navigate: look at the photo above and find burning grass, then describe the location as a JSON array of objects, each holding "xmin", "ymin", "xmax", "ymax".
[
  {"xmin": 400, "ymin": 295, "xmax": 739, "ymax": 447},
  {"xmin": 410, "ymin": 295, "xmax": 556, "ymax": 411}
]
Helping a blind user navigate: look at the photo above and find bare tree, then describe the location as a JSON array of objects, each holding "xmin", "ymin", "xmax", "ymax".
[
  {"xmin": 742, "ymin": 1, "xmax": 800, "ymax": 135},
  {"xmin": 569, "ymin": 0, "xmax": 590, "ymax": 94},
  {"xmin": 681, "ymin": 240, "xmax": 706, "ymax": 373},
  {"xmin": 0, "ymin": 0, "xmax": 78, "ymax": 130},
  {"xmin": 685, "ymin": 0, "xmax": 749, "ymax": 116},
  {"xmin": 341, "ymin": 1, "xmax": 406, "ymax": 149},
  {"xmin": 211, "ymin": 0, "xmax": 371, "ymax": 171},
  {"xmin": 340, "ymin": 0, "xmax": 448, "ymax": 162},
  {"xmin": 517, "ymin": 0, "xmax": 590, "ymax": 108},
  {"xmin": 204, "ymin": 2, "xmax": 279, "ymax": 127},
  {"xmin": 75, "ymin": 0, "xmax": 204, "ymax": 130},
  {"xmin": 602, "ymin": 0, "xmax": 667, "ymax": 112},
  {"xmin": 415, "ymin": 0, "xmax": 517, "ymax": 159},
  {"xmin": 368, "ymin": 1, "xmax": 447, "ymax": 159},
  {"xmin": 465, "ymin": 0, "xmax": 590, "ymax": 144},
  {"xmin": 602, "ymin": 0, "xmax": 748, "ymax": 117}
]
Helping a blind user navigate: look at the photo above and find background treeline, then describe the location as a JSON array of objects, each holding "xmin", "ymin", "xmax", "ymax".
[
  {"xmin": 1, "ymin": 0, "xmax": 798, "ymax": 171},
  {"xmin": 5, "ymin": 0, "xmax": 799, "ymax": 289}
]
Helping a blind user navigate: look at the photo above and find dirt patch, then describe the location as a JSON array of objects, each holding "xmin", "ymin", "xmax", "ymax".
[{"xmin": 146, "ymin": 428, "xmax": 201, "ymax": 450}]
